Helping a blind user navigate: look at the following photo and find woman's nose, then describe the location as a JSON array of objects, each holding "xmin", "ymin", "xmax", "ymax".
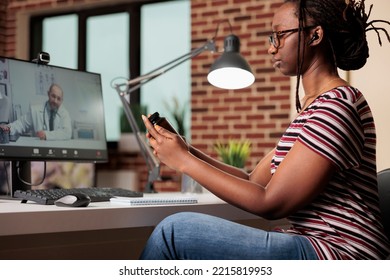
[{"xmin": 268, "ymin": 44, "xmax": 277, "ymax": 55}]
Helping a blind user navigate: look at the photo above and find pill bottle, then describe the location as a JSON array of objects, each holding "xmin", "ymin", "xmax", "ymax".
[{"xmin": 148, "ymin": 112, "xmax": 178, "ymax": 135}]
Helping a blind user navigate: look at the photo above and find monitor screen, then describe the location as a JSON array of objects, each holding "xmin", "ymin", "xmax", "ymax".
[{"xmin": 0, "ymin": 56, "xmax": 108, "ymax": 162}]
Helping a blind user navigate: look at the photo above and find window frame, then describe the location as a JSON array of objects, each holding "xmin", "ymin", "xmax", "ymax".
[{"xmin": 29, "ymin": 1, "xmax": 173, "ymax": 105}]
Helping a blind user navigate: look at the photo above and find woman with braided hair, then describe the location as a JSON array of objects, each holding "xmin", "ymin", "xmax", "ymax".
[{"xmin": 140, "ymin": 0, "xmax": 390, "ymax": 259}]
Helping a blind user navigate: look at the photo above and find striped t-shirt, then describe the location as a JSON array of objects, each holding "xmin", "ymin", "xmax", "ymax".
[{"xmin": 271, "ymin": 86, "xmax": 390, "ymax": 259}]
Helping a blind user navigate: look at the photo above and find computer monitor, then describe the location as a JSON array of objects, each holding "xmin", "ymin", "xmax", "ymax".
[{"xmin": 0, "ymin": 56, "xmax": 108, "ymax": 193}]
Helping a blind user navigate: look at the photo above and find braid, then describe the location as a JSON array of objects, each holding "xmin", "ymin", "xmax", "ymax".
[
  {"xmin": 285, "ymin": 0, "xmax": 390, "ymax": 112},
  {"xmin": 294, "ymin": 0, "xmax": 308, "ymax": 112}
]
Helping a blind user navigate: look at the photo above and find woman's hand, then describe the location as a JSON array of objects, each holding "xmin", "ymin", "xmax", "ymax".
[{"xmin": 142, "ymin": 115, "xmax": 190, "ymax": 172}]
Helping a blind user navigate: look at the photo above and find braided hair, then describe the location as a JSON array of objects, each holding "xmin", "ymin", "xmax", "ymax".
[{"xmin": 285, "ymin": 0, "xmax": 390, "ymax": 112}]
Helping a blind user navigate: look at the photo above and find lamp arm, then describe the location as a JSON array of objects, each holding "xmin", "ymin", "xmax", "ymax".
[
  {"xmin": 115, "ymin": 84, "xmax": 160, "ymax": 192},
  {"xmin": 118, "ymin": 39, "xmax": 216, "ymax": 95},
  {"xmin": 114, "ymin": 39, "xmax": 215, "ymax": 192}
]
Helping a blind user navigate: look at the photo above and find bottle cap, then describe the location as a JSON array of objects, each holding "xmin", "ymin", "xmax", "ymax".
[{"xmin": 148, "ymin": 112, "xmax": 160, "ymax": 125}]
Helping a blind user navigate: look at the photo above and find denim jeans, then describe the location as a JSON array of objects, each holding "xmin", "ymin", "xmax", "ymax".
[{"xmin": 140, "ymin": 212, "xmax": 318, "ymax": 260}]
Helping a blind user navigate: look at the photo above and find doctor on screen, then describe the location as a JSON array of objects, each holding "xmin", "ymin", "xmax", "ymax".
[{"xmin": 0, "ymin": 83, "xmax": 72, "ymax": 140}]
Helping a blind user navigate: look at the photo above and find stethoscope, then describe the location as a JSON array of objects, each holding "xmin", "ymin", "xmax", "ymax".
[{"xmin": 42, "ymin": 101, "xmax": 57, "ymax": 131}]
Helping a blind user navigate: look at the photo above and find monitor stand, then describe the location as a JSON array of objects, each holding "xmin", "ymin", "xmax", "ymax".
[
  {"xmin": 0, "ymin": 161, "xmax": 31, "ymax": 199},
  {"xmin": 10, "ymin": 161, "xmax": 31, "ymax": 196}
]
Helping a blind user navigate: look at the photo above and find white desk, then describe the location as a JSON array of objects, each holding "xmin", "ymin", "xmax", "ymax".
[
  {"xmin": 5, "ymin": 136, "xmax": 104, "ymax": 149},
  {"xmin": 0, "ymin": 193, "xmax": 289, "ymax": 259}
]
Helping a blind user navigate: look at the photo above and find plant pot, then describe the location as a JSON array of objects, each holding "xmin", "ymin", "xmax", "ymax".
[{"xmin": 181, "ymin": 173, "xmax": 208, "ymax": 193}]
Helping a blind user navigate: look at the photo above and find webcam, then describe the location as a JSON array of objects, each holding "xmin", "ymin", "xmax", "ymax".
[{"xmin": 32, "ymin": 52, "xmax": 50, "ymax": 65}]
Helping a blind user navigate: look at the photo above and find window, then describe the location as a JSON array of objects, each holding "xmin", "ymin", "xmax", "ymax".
[
  {"xmin": 31, "ymin": 0, "xmax": 190, "ymax": 142},
  {"xmin": 141, "ymin": 1, "xmax": 191, "ymax": 139},
  {"xmin": 42, "ymin": 15, "xmax": 78, "ymax": 69},
  {"xmin": 86, "ymin": 13, "xmax": 130, "ymax": 141}
]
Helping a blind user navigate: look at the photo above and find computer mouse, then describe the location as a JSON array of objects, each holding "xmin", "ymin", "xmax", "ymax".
[{"xmin": 54, "ymin": 193, "xmax": 91, "ymax": 207}]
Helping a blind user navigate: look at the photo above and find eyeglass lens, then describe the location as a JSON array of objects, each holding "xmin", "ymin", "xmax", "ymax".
[{"xmin": 269, "ymin": 33, "xmax": 278, "ymax": 48}]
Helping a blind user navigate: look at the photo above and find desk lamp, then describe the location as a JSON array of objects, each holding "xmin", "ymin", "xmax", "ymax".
[{"xmin": 114, "ymin": 20, "xmax": 255, "ymax": 193}]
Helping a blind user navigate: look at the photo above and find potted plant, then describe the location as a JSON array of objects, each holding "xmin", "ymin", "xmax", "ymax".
[
  {"xmin": 214, "ymin": 139, "xmax": 252, "ymax": 169},
  {"xmin": 164, "ymin": 96, "xmax": 186, "ymax": 137}
]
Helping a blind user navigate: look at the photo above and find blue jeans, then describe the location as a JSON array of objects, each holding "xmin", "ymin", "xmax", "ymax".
[{"xmin": 140, "ymin": 212, "xmax": 318, "ymax": 260}]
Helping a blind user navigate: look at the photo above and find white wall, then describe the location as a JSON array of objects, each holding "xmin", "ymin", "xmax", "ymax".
[
  {"xmin": 351, "ymin": 0, "xmax": 390, "ymax": 171},
  {"xmin": 291, "ymin": 0, "xmax": 390, "ymax": 171}
]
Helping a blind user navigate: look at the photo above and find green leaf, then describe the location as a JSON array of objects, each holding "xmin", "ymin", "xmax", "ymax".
[
  {"xmin": 214, "ymin": 139, "xmax": 251, "ymax": 168},
  {"xmin": 120, "ymin": 104, "xmax": 148, "ymax": 133}
]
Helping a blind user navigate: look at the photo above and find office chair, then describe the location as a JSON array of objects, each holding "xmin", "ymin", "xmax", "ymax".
[{"xmin": 377, "ymin": 168, "xmax": 390, "ymax": 259}]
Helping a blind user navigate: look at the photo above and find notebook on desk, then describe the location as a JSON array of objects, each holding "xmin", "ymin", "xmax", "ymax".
[{"xmin": 110, "ymin": 195, "xmax": 198, "ymax": 206}]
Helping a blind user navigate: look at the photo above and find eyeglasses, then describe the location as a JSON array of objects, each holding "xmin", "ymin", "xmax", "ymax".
[{"xmin": 268, "ymin": 26, "xmax": 315, "ymax": 49}]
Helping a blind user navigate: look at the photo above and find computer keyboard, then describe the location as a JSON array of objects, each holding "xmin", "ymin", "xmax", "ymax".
[{"xmin": 13, "ymin": 187, "xmax": 144, "ymax": 205}]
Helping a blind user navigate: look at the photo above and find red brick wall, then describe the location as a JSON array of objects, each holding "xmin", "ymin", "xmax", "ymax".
[
  {"xmin": 0, "ymin": 0, "xmax": 289, "ymax": 191},
  {"xmin": 190, "ymin": 0, "xmax": 287, "ymax": 169},
  {"xmin": 0, "ymin": 0, "xmax": 9, "ymax": 56}
]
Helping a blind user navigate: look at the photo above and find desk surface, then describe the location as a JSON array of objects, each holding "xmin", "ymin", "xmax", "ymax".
[
  {"xmin": 8, "ymin": 136, "xmax": 104, "ymax": 149},
  {"xmin": 0, "ymin": 192, "xmax": 274, "ymax": 236}
]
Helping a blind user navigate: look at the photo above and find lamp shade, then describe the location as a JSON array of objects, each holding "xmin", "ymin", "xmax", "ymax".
[{"xmin": 207, "ymin": 34, "xmax": 255, "ymax": 90}]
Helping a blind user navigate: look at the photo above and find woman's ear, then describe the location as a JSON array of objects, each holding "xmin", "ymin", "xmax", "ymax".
[
  {"xmin": 307, "ymin": 33, "xmax": 318, "ymax": 45},
  {"xmin": 307, "ymin": 26, "xmax": 323, "ymax": 46}
]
